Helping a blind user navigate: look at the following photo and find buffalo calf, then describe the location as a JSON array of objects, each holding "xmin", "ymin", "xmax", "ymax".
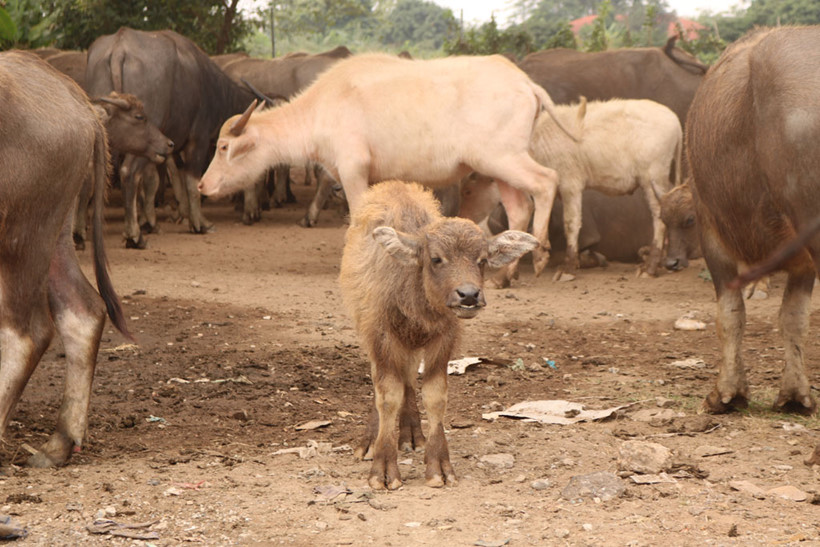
[{"xmin": 340, "ymin": 181, "xmax": 536, "ymax": 489}]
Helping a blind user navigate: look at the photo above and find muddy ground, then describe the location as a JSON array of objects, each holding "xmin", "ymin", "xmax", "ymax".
[{"xmin": 1, "ymin": 182, "xmax": 819, "ymax": 546}]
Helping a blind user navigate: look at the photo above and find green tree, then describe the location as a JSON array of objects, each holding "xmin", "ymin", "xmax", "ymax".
[
  {"xmin": 379, "ymin": 0, "xmax": 456, "ymax": 49},
  {"xmin": 270, "ymin": 0, "xmax": 370, "ymax": 41},
  {"xmin": 42, "ymin": 0, "xmax": 251, "ymax": 53},
  {"xmin": 0, "ymin": 0, "xmax": 57, "ymax": 48}
]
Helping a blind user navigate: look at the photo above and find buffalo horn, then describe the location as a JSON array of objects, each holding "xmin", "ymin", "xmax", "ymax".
[
  {"xmin": 95, "ymin": 95, "xmax": 131, "ymax": 110},
  {"xmin": 230, "ymin": 100, "xmax": 257, "ymax": 136}
]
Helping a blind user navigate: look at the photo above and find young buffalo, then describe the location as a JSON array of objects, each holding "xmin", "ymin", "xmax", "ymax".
[{"xmin": 340, "ymin": 181, "xmax": 536, "ymax": 489}]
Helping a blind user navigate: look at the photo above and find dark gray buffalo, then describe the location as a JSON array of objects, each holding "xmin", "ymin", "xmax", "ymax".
[
  {"xmin": 85, "ymin": 27, "xmax": 255, "ymax": 247},
  {"xmin": 518, "ymin": 37, "xmax": 707, "ymax": 126},
  {"xmin": 0, "ymin": 51, "xmax": 129, "ymax": 467},
  {"xmin": 687, "ymin": 26, "xmax": 820, "ymax": 416}
]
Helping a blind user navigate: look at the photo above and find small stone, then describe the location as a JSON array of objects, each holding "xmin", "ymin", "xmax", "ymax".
[
  {"xmin": 404, "ymin": 522, "xmax": 422, "ymax": 528},
  {"xmin": 530, "ymin": 479, "xmax": 550, "ymax": 491},
  {"xmin": 630, "ymin": 408, "xmax": 680, "ymax": 425},
  {"xmin": 555, "ymin": 528, "xmax": 570, "ymax": 538},
  {"xmin": 582, "ymin": 523, "xmax": 593, "ymax": 532},
  {"xmin": 655, "ymin": 397, "xmax": 675, "ymax": 408},
  {"xmin": 767, "ymin": 485, "xmax": 808, "ymax": 502},
  {"xmin": 514, "ymin": 474, "xmax": 526, "ymax": 483},
  {"xmin": 315, "ymin": 521, "xmax": 329, "ymax": 531},
  {"xmin": 728, "ymin": 480, "xmax": 766, "ymax": 498},
  {"xmin": 231, "ymin": 410, "xmax": 249, "ymax": 421},
  {"xmin": 190, "ymin": 280, "xmax": 201, "ymax": 287},
  {"xmin": 561, "ymin": 471, "xmax": 625, "ymax": 502},
  {"xmin": 104, "ymin": 506, "xmax": 117, "ymax": 517},
  {"xmin": 147, "ymin": 478, "xmax": 161, "ymax": 486},
  {"xmin": 480, "ymin": 453, "xmax": 515, "ymax": 469},
  {"xmin": 674, "ymin": 317, "xmax": 706, "ymax": 330},
  {"xmin": 618, "ymin": 441, "xmax": 673, "ymax": 474}
]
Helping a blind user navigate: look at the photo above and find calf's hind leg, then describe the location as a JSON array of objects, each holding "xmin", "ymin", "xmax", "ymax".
[{"xmin": 354, "ymin": 381, "xmax": 426, "ymax": 461}]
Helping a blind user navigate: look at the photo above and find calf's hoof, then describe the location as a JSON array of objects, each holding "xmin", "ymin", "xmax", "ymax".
[
  {"xmin": 701, "ymin": 390, "xmax": 748, "ymax": 414},
  {"xmin": 125, "ymin": 234, "xmax": 147, "ymax": 249},
  {"xmin": 140, "ymin": 222, "xmax": 159, "ymax": 234},
  {"xmin": 368, "ymin": 471, "xmax": 402, "ymax": 491},
  {"xmin": 298, "ymin": 216, "xmax": 316, "ymax": 228},
  {"xmin": 532, "ymin": 247, "xmax": 550, "ymax": 277},
  {"xmin": 773, "ymin": 391, "xmax": 817, "ymax": 416}
]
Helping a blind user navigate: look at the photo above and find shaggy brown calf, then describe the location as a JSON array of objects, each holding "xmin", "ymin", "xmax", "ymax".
[
  {"xmin": 340, "ymin": 181, "xmax": 536, "ymax": 489},
  {"xmin": 687, "ymin": 26, "xmax": 820, "ymax": 415}
]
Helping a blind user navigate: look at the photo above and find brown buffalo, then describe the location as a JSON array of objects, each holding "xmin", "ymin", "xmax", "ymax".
[
  {"xmin": 687, "ymin": 26, "xmax": 820, "ymax": 415},
  {"xmin": 340, "ymin": 181, "xmax": 536, "ymax": 489},
  {"xmin": 0, "ymin": 51, "xmax": 129, "ymax": 467}
]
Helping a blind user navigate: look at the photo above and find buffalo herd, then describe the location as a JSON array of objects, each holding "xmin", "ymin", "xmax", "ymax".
[{"xmin": 1, "ymin": 26, "xmax": 819, "ymax": 488}]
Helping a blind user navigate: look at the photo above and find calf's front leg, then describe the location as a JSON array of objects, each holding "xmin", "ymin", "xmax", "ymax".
[{"xmin": 421, "ymin": 340, "xmax": 457, "ymax": 487}]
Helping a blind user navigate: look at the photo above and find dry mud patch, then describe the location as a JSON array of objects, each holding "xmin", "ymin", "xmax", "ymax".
[{"xmin": 1, "ymin": 192, "xmax": 819, "ymax": 545}]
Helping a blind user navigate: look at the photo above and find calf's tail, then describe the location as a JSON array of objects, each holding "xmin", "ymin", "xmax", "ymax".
[
  {"xmin": 91, "ymin": 120, "xmax": 133, "ymax": 340},
  {"xmin": 530, "ymin": 82, "xmax": 579, "ymax": 143}
]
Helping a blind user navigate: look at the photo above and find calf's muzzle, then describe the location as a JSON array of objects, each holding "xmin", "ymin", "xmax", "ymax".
[{"xmin": 448, "ymin": 283, "xmax": 486, "ymax": 318}]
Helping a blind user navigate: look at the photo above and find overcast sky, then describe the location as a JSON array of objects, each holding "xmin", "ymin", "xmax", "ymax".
[{"xmin": 435, "ymin": 0, "xmax": 749, "ymax": 26}]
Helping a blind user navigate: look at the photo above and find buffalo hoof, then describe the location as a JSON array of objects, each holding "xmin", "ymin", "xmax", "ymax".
[
  {"xmin": 298, "ymin": 215, "xmax": 316, "ymax": 228},
  {"xmin": 368, "ymin": 459, "xmax": 402, "ymax": 491},
  {"xmin": 140, "ymin": 222, "xmax": 159, "ymax": 234},
  {"xmin": 579, "ymin": 250, "xmax": 607, "ymax": 269},
  {"xmin": 424, "ymin": 457, "xmax": 457, "ymax": 488},
  {"xmin": 242, "ymin": 210, "xmax": 261, "ymax": 225},
  {"xmin": 190, "ymin": 223, "xmax": 216, "ymax": 234},
  {"xmin": 532, "ymin": 247, "xmax": 550, "ymax": 277},
  {"xmin": 701, "ymin": 390, "xmax": 748, "ymax": 414},
  {"xmin": 125, "ymin": 234, "xmax": 147, "ymax": 249},
  {"xmin": 773, "ymin": 391, "xmax": 817, "ymax": 416}
]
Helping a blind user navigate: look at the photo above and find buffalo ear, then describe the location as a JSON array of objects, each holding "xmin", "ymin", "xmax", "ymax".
[
  {"xmin": 372, "ymin": 226, "xmax": 421, "ymax": 265},
  {"xmin": 487, "ymin": 230, "xmax": 538, "ymax": 268},
  {"xmin": 227, "ymin": 134, "xmax": 256, "ymax": 162}
]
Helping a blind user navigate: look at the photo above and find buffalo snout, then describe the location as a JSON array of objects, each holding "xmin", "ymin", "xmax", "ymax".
[
  {"xmin": 665, "ymin": 256, "xmax": 688, "ymax": 271},
  {"xmin": 448, "ymin": 283, "xmax": 486, "ymax": 318}
]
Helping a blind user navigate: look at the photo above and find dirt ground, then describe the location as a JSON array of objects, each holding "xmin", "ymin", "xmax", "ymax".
[{"xmin": 2, "ymin": 181, "xmax": 819, "ymax": 546}]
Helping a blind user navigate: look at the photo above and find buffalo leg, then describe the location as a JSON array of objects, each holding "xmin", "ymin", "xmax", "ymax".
[
  {"xmin": 139, "ymin": 165, "xmax": 160, "ymax": 234},
  {"xmin": 702, "ymin": 230, "xmax": 748, "ymax": 413},
  {"xmin": 301, "ymin": 173, "xmax": 336, "ymax": 227},
  {"xmin": 774, "ymin": 269, "xmax": 817, "ymax": 413},
  {"xmin": 242, "ymin": 175, "xmax": 263, "ymax": 225},
  {"xmin": 166, "ymin": 159, "xmax": 189, "ymax": 222},
  {"xmin": 560, "ymin": 184, "xmax": 583, "ymax": 272},
  {"xmin": 641, "ymin": 179, "xmax": 667, "ymax": 276},
  {"xmin": 29, "ymin": 225, "xmax": 106, "ymax": 467},
  {"xmin": 185, "ymin": 172, "xmax": 214, "ymax": 234},
  {"xmin": 489, "ymin": 182, "xmax": 533, "ymax": 288},
  {"xmin": 421, "ymin": 338, "xmax": 456, "ymax": 487},
  {"xmin": 120, "ymin": 155, "xmax": 145, "ymax": 249},
  {"xmin": 367, "ymin": 349, "xmax": 405, "ymax": 490},
  {"xmin": 355, "ymin": 380, "xmax": 426, "ymax": 461}
]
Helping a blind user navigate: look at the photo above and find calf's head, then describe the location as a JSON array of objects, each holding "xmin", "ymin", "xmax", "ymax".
[
  {"xmin": 199, "ymin": 100, "xmax": 265, "ymax": 198},
  {"xmin": 94, "ymin": 92, "xmax": 173, "ymax": 163},
  {"xmin": 373, "ymin": 218, "xmax": 537, "ymax": 318},
  {"xmin": 659, "ymin": 182, "xmax": 702, "ymax": 271}
]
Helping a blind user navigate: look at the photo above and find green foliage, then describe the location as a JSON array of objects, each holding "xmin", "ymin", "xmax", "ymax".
[
  {"xmin": 0, "ymin": 0, "xmax": 57, "ymax": 48},
  {"xmin": 379, "ymin": 0, "xmax": 456, "ymax": 49},
  {"xmin": 268, "ymin": 0, "xmax": 370, "ymax": 41},
  {"xmin": 674, "ymin": 20, "xmax": 725, "ymax": 64},
  {"xmin": 584, "ymin": 0, "xmax": 611, "ymax": 51},
  {"xmin": 443, "ymin": 14, "xmax": 536, "ymax": 58},
  {"xmin": 542, "ymin": 21, "xmax": 578, "ymax": 49}
]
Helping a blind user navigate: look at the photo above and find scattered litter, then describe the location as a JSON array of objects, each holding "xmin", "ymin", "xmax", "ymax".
[
  {"xmin": 294, "ymin": 420, "xmax": 332, "ymax": 431},
  {"xmin": 211, "ymin": 375, "xmax": 253, "ymax": 385},
  {"xmin": 418, "ymin": 357, "xmax": 506, "ymax": 375},
  {"xmin": 313, "ymin": 484, "xmax": 351, "ymax": 502},
  {"xmin": 543, "ymin": 359, "xmax": 557, "ymax": 369},
  {"xmin": 729, "ymin": 480, "xmax": 766, "ymax": 498},
  {"xmin": 272, "ymin": 440, "xmax": 346, "ymax": 459},
  {"xmin": 674, "ymin": 317, "xmax": 707, "ymax": 331},
  {"xmin": 100, "ymin": 344, "xmax": 139, "ymax": 353},
  {"xmin": 163, "ymin": 487, "xmax": 183, "ymax": 497},
  {"xmin": 167, "ymin": 377, "xmax": 190, "ymax": 384},
  {"xmin": 175, "ymin": 481, "xmax": 207, "ymax": 491},
  {"xmin": 86, "ymin": 518, "xmax": 159, "ymax": 540},
  {"xmin": 693, "ymin": 445, "xmax": 734, "ymax": 458},
  {"xmin": 483, "ymin": 400, "xmax": 630, "ymax": 425},
  {"xmin": 474, "ymin": 540, "xmax": 510, "ymax": 547},
  {"xmin": 146, "ymin": 415, "xmax": 166, "ymax": 424},
  {"xmin": 0, "ymin": 515, "xmax": 27, "ymax": 540},
  {"xmin": 510, "ymin": 358, "xmax": 525, "ymax": 371},
  {"xmin": 666, "ymin": 358, "xmax": 707, "ymax": 369}
]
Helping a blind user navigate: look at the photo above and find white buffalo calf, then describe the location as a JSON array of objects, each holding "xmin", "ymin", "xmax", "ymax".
[
  {"xmin": 531, "ymin": 98, "xmax": 682, "ymax": 275},
  {"xmin": 198, "ymin": 53, "xmax": 575, "ymax": 286}
]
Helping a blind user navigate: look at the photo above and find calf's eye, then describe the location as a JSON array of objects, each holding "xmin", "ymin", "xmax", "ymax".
[
  {"xmin": 431, "ymin": 257, "xmax": 443, "ymax": 265},
  {"xmin": 684, "ymin": 215, "xmax": 695, "ymax": 228}
]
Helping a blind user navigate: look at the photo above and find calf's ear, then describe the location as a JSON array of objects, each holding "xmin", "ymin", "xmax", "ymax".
[
  {"xmin": 488, "ymin": 230, "xmax": 538, "ymax": 268},
  {"xmin": 372, "ymin": 226, "xmax": 421, "ymax": 265},
  {"xmin": 228, "ymin": 135, "xmax": 256, "ymax": 162}
]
